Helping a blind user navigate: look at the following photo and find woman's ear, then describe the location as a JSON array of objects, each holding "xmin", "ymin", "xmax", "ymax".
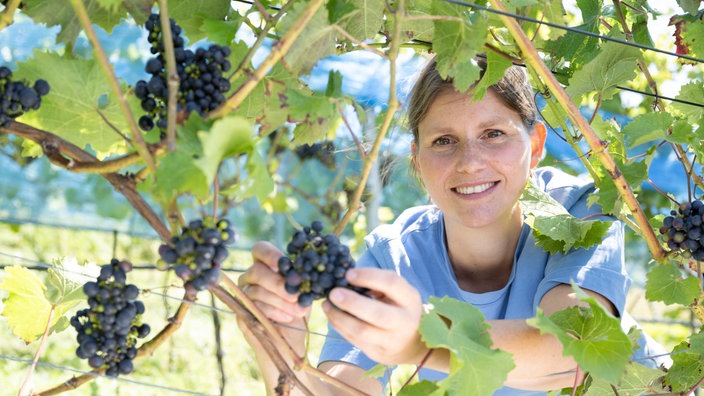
[
  {"xmin": 529, "ymin": 121, "xmax": 547, "ymax": 168},
  {"xmin": 411, "ymin": 140, "xmax": 421, "ymax": 176}
]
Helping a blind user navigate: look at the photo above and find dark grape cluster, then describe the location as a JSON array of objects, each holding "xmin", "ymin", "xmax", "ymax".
[
  {"xmin": 0, "ymin": 66, "xmax": 50, "ymax": 127},
  {"xmin": 277, "ymin": 221, "xmax": 360, "ymax": 307},
  {"xmin": 158, "ymin": 218, "xmax": 236, "ymax": 296},
  {"xmin": 135, "ymin": 13, "xmax": 232, "ymax": 132},
  {"xmin": 295, "ymin": 141, "xmax": 336, "ymax": 170},
  {"xmin": 70, "ymin": 259, "xmax": 150, "ymax": 377},
  {"xmin": 659, "ymin": 200, "xmax": 704, "ymax": 260}
]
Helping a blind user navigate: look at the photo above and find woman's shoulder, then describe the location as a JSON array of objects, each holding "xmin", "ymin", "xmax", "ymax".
[
  {"xmin": 365, "ymin": 205, "xmax": 442, "ymax": 244},
  {"xmin": 533, "ymin": 166, "xmax": 595, "ymax": 210}
]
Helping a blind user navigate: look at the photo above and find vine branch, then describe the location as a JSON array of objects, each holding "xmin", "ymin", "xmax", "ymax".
[
  {"xmin": 67, "ymin": 0, "xmax": 157, "ymax": 174},
  {"xmin": 487, "ymin": 0, "xmax": 666, "ymax": 261},
  {"xmin": 208, "ymin": 0, "xmax": 325, "ymax": 119}
]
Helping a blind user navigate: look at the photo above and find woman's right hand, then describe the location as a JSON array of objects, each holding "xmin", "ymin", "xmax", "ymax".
[{"xmin": 236, "ymin": 241, "xmax": 311, "ymax": 354}]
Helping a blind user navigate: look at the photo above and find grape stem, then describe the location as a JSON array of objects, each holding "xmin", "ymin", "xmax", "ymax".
[
  {"xmin": 34, "ymin": 296, "xmax": 193, "ymax": 395},
  {"xmin": 156, "ymin": 1, "xmax": 180, "ymax": 152},
  {"xmin": 0, "ymin": 0, "xmax": 21, "ymax": 30},
  {"xmin": 19, "ymin": 306, "xmax": 55, "ymax": 396}
]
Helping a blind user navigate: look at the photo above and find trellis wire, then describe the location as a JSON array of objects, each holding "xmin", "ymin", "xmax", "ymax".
[{"xmin": 0, "ymin": 354, "xmax": 219, "ymax": 396}]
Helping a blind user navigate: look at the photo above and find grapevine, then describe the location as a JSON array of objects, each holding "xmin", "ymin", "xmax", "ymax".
[
  {"xmin": 135, "ymin": 13, "xmax": 232, "ymax": 132},
  {"xmin": 0, "ymin": 66, "xmax": 50, "ymax": 127},
  {"xmin": 295, "ymin": 141, "xmax": 336, "ymax": 170},
  {"xmin": 659, "ymin": 200, "xmax": 704, "ymax": 260},
  {"xmin": 278, "ymin": 220, "xmax": 364, "ymax": 307},
  {"xmin": 158, "ymin": 218, "xmax": 237, "ymax": 297},
  {"xmin": 69, "ymin": 259, "xmax": 150, "ymax": 377}
]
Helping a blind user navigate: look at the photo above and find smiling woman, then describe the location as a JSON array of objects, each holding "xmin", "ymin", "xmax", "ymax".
[{"xmin": 237, "ymin": 54, "xmax": 672, "ymax": 395}]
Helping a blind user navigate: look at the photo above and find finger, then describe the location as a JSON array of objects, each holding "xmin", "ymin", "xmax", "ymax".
[
  {"xmin": 323, "ymin": 299, "xmax": 383, "ymax": 343},
  {"xmin": 251, "ymin": 299, "xmax": 297, "ymax": 324},
  {"xmin": 252, "ymin": 241, "xmax": 285, "ymax": 272},
  {"xmin": 246, "ymin": 282, "xmax": 309, "ymax": 319},
  {"xmin": 346, "ymin": 268, "xmax": 421, "ymax": 307},
  {"xmin": 239, "ymin": 261, "xmax": 299, "ymax": 305},
  {"xmin": 327, "ymin": 286, "xmax": 410, "ymax": 330}
]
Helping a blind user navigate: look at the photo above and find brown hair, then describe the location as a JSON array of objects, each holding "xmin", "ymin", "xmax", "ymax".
[{"xmin": 407, "ymin": 55, "xmax": 538, "ymax": 143}]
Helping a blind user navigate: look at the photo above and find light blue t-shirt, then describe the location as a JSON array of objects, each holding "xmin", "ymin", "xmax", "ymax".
[{"xmin": 319, "ymin": 167, "xmax": 669, "ymax": 394}]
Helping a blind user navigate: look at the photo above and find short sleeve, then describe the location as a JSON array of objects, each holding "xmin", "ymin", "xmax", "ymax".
[{"xmin": 533, "ymin": 191, "xmax": 630, "ymax": 316}]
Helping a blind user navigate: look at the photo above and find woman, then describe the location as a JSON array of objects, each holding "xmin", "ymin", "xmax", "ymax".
[{"xmin": 237, "ymin": 56, "xmax": 668, "ymax": 395}]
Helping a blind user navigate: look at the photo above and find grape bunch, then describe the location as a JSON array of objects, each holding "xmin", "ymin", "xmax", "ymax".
[
  {"xmin": 158, "ymin": 218, "xmax": 236, "ymax": 296},
  {"xmin": 278, "ymin": 221, "xmax": 361, "ymax": 307},
  {"xmin": 135, "ymin": 13, "xmax": 232, "ymax": 132},
  {"xmin": 70, "ymin": 259, "xmax": 150, "ymax": 377},
  {"xmin": 294, "ymin": 141, "xmax": 336, "ymax": 170},
  {"xmin": 0, "ymin": 66, "xmax": 50, "ymax": 127},
  {"xmin": 659, "ymin": 200, "xmax": 704, "ymax": 260}
]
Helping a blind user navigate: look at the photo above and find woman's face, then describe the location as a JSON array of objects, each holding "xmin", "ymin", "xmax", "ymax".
[{"xmin": 412, "ymin": 88, "xmax": 545, "ymax": 230}]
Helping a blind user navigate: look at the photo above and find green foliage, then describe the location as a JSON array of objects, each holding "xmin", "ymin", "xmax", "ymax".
[
  {"xmin": 414, "ymin": 296, "xmax": 515, "ymax": 396},
  {"xmin": 520, "ymin": 182, "xmax": 611, "ymax": 253},
  {"xmin": 527, "ymin": 285, "xmax": 633, "ymax": 385},
  {"xmin": 0, "ymin": 264, "xmax": 84, "ymax": 343},
  {"xmin": 644, "ymin": 262, "xmax": 701, "ymax": 306}
]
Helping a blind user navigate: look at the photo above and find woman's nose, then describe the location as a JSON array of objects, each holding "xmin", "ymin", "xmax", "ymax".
[{"xmin": 455, "ymin": 140, "xmax": 487, "ymax": 174}]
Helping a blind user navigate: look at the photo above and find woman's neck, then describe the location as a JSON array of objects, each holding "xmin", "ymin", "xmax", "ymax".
[{"xmin": 443, "ymin": 208, "xmax": 524, "ymax": 293}]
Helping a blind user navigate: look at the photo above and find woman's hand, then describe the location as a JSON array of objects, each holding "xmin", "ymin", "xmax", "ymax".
[
  {"xmin": 236, "ymin": 241, "xmax": 310, "ymax": 354},
  {"xmin": 322, "ymin": 267, "xmax": 427, "ymax": 366}
]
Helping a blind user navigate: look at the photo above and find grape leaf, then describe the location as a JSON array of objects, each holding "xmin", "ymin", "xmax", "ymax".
[
  {"xmin": 544, "ymin": 0, "xmax": 602, "ymax": 65},
  {"xmin": 153, "ymin": 150, "xmax": 209, "ymax": 201},
  {"xmin": 689, "ymin": 330, "xmax": 704, "ymax": 355},
  {"xmin": 677, "ymin": 0, "xmax": 704, "ymax": 16},
  {"xmin": 584, "ymin": 362, "xmax": 667, "ymax": 396},
  {"xmin": 663, "ymin": 340, "xmax": 704, "ymax": 392},
  {"xmin": 666, "ymin": 118, "xmax": 696, "ymax": 145},
  {"xmin": 0, "ymin": 265, "xmax": 83, "ymax": 343},
  {"xmin": 167, "ymin": 0, "xmax": 230, "ymax": 43},
  {"xmin": 644, "ymin": 262, "xmax": 700, "ymax": 306},
  {"xmin": 622, "ymin": 112, "xmax": 674, "ymax": 148},
  {"xmin": 527, "ymin": 285, "xmax": 633, "ymax": 385},
  {"xmin": 222, "ymin": 147, "xmax": 275, "ymax": 202},
  {"xmin": 431, "ymin": 0, "xmax": 487, "ymax": 93},
  {"xmin": 278, "ymin": 1, "xmax": 337, "ymax": 75},
  {"xmin": 285, "ymin": 88, "xmax": 339, "ymax": 144},
  {"xmin": 333, "ymin": 0, "xmax": 385, "ymax": 40},
  {"xmin": 199, "ymin": 17, "xmax": 243, "ymax": 45},
  {"xmin": 397, "ymin": 380, "xmax": 440, "ymax": 395},
  {"xmin": 404, "ymin": 0, "xmax": 434, "ymax": 42},
  {"xmin": 21, "ymin": 0, "xmax": 132, "ymax": 46},
  {"xmin": 672, "ymin": 81, "xmax": 704, "ymax": 124},
  {"xmin": 472, "ymin": 51, "xmax": 512, "ymax": 101},
  {"xmin": 520, "ymin": 182, "xmax": 612, "ymax": 254},
  {"xmin": 195, "ymin": 115, "xmax": 255, "ymax": 185},
  {"xmin": 418, "ymin": 296, "xmax": 515, "ymax": 396},
  {"xmin": 566, "ymin": 39, "xmax": 642, "ymax": 101},
  {"xmin": 14, "ymin": 51, "xmax": 141, "ymax": 158}
]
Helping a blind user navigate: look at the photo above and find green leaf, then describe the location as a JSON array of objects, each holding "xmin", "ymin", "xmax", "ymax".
[
  {"xmin": 285, "ymin": 88, "xmax": 339, "ymax": 144},
  {"xmin": 404, "ymin": 0, "xmax": 434, "ymax": 42},
  {"xmin": 623, "ymin": 112, "xmax": 674, "ymax": 148},
  {"xmin": 227, "ymin": 149, "xmax": 275, "ymax": 202},
  {"xmin": 195, "ymin": 115, "xmax": 255, "ymax": 185},
  {"xmin": 325, "ymin": 70, "xmax": 344, "ymax": 98},
  {"xmin": 334, "ymin": 0, "xmax": 385, "ymax": 40},
  {"xmin": 153, "ymin": 150, "xmax": 209, "ymax": 201},
  {"xmin": 167, "ymin": 0, "xmax": 230, "ymax": 43},
  {"xmin": 520, "ymin": 182, "xmax": 612, "ymax": 254},
  {"xmin": 14, "ymin": 52, "xmax": 140, "ymax": 158},
  {"xmin": 584, "ymin": 362, "xmax": 667, "ymax": 395},
  {"xmin": 644, "ymin": 262, "xmax": 700, "ymax": 306},
  {"xmin": 0, "ymin": 265, "xmax": 83, "ymax": 343},
  {"xmin": 199, "ymin": 18, "xmax": 242, "ymax": 45},
  {"xmin": 363, "ymin": 363, "xmax": 390, "ymax": 380},
  {"xmin": 544, "ymin": 0, "xmax": 602, "ymax": 65},
  {"xmin": 672, "ymin": 81, "xmax": 704, "ymax": 124},
  {"xmin": 527, "ymin": 285, "xmax": 633, "ymax": 384},
  {"xmin": 566, "ymin": 39, "xmax": 642, "ymax": 101},
  {"xmin": 678, "ymin": 0, "xmax": 703, "ymax": 15},
  {"xmin": 279, "ymin": 1, "xmax": 337, "ymax": 74},
  {"xmin": 397, "ymin": 380, "xmax": 440, "ymax": 395},
  {"xmin": 667, "ymin": 118, "xmax": 696, "ymax": 144},
  {"xmin": 431, "ymin": 1, "xmax": 487, "ymax": 93},
  {"xmin": 689, "ymin": 330, "xmax": 704, "ymax": 355},
  {"xmin": 472, "ymin": 51, "xmax": 512, "ymax": 101},
  {"xmin": 663, "ymin": 341, "xmax": 704, "ymax": 392},
  {"xmin": 419, "ymin": 296, "xmax": 515, "ymax": 396}
]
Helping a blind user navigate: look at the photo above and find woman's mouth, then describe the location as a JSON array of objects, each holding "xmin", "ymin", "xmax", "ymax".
[{"xmin": 453, "ymin": 182, "xmax": 496, "ymax": 195}]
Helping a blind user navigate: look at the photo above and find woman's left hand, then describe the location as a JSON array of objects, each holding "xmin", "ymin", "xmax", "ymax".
[{"xmin": 322, "ymin": 267, "xmax": 428, "ymax": 366}]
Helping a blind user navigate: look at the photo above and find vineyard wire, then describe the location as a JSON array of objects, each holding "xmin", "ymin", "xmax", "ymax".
[{"xmin": 0, "ymin": 354, "xmax": 219, "ymax": 396}]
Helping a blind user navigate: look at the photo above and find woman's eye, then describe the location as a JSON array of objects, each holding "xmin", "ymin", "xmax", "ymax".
[
  {"xmin": 484, "ymin": 130, "xmax": 505, "ymax": 139},
  {"xmin": 432, "ymin": 136, "xmax": 453, "ymax": 146}
]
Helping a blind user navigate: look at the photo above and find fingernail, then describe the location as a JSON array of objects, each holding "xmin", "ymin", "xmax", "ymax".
[
  {"xmin": 329, "ymin": 288, "xmax": 343, "ymax": 304},
  {"xmin": 346, "ymin": 269, "xmax": 357, "ymax": 281}
]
